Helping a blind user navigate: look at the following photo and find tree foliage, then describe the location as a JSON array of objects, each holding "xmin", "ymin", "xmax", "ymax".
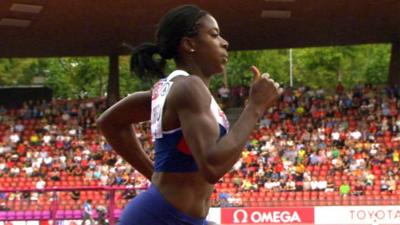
[{"xmin": 0, "ymin": 44, "xmax": 392, "ymax": 98}]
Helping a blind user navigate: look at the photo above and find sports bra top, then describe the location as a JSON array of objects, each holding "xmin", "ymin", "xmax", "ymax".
[{"xmin": 150, "ymin": 70, "xmax": 229, "ymax": 172}]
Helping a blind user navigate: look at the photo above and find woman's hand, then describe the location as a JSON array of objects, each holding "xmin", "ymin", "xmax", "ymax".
[{"xmin": 247, "ymin": 65, "xmax": 283, "ymax": 113}]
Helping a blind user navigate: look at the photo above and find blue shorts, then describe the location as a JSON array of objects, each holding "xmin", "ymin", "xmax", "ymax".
[{"xmin": 118, "ymin": 185, "xmax": 208, "ymax": 225}]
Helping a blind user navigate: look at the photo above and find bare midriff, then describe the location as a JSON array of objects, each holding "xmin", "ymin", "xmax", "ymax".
[{"xmin": 152, "ymin": 172, "xmax": 214, "ymax": 219}]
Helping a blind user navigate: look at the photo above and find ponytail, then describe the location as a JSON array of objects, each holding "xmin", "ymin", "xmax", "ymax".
[
  {"xmin": 130, "ymin": 42, "xmax": 166, "ymax": 80},
  {"xmin": 129, "ymin": 5, "xmax": 208, "ymax": 80}
]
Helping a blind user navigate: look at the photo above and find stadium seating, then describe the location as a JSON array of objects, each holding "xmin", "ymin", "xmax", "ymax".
[{"xmin": 0, "ymin": 85, "xmax": 399, "ymax": 215}]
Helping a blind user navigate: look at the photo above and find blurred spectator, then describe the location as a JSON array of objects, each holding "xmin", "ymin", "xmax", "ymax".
[
  {"xmin": 218, "ymin": 192, "xmax": 231, "ymax": 207},
  {"xmin": 380, "ymin": 177, "xmax": 390, "ymax": 192},
  {"xmin": 284, "ymin": 178, "xmax": 296, "ymax": 191},
  {"xmin": 122, "ymin": 183, "xmax": 137, "ymax": 200},
  {"xmin": 49, "ymin": 168, "xmax": 61, "ymax": 181},
  {"xmin": 0, "ymin": 202, "xmax": 10, "ymax": 211},
  {"xmin": 388, "ymin": 176, "xmax": 397, "ymax": 193},
  {"xmin": 339, "ymin": 182, "xmax": 351, "ymax": 197},
  {"xmin": 36, "ymin": 178, "xmax": 46, "ymax": 190},
  {"xmin": 325, "ymin": 179, "xmax": 335, "ymax": 192},
  {"xmin": 81, "ymin": 199, "xmax": 94, "ymax": 225},
  {"xmin": 218, "ymin": 86, "xmax": 230, "ymax": 109},
  {"xmin": 352, "ymin": 180, "xmax": 365, "ymax": 196},
  {"xmin": 71, "ymin": 190, "xmax": 81, "ymax": 201}
]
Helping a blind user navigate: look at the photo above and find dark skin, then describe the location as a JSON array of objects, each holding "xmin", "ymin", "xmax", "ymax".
[{"xmin": 97, "ymin": 14, "xmax": 281, "ymax": 220}]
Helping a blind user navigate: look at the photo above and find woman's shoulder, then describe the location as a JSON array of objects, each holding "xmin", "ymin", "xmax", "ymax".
[
  {"xmin": 171, "ymin": 75, "xmax": 208, "ymax": 97},
  {"xmin": 168, "ymin": 75, "xmax": 211, "ymax": 108},
  {"xmin": 170, "ymin": 73, "xmax": 203, "ymax": 85}
]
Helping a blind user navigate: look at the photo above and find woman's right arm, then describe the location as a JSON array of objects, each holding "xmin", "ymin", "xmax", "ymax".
[
  {"xmin": 172, "ymin": 66, "xmax": 281, "ymax": 184},
  {"xmin": 96, "ymin": 91, "xmax": 153, "ymax": 180}
]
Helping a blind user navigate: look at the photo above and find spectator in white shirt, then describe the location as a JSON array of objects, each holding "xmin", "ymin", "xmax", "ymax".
[
  {"xmin": 310, "ymin": 177, "xmax": 319, "ymax": 190},
  {"xmin": 10, "ymin": 166, "xmax": 20, "ymax": 177},
  {"xmin": 10, "ymin": 133, "xmax": 20, "ymax": 143},
  {"xmin": 36, "ymin": 178, "xmax": 46, "ymax": 190},
  {"xmin": 317, "ymin": 180, "xmax": 327, "ymax": 191},
  {"xmin": 350, "ymin": 129, "xmax": 362, "ymax": 140}
]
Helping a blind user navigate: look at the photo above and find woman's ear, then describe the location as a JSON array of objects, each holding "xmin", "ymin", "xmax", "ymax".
[{"xmin": 180, "ymin": 37, "xmax": 196, "ymax": 53}]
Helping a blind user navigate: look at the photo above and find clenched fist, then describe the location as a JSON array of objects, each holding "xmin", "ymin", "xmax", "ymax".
[{"xmin": 247, "ymin": 65, "xmax": 283, "ymax": 113}]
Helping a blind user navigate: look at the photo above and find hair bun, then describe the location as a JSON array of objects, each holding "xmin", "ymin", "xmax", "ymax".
[{"xmin": 130, "ymin": 42, "xmax": 166, "ymax": 79}]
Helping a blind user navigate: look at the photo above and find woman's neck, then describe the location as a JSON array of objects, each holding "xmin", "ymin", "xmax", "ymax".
[{"xmin": 176, "ymin": 63, "xmax": 210, "ymax": 87}]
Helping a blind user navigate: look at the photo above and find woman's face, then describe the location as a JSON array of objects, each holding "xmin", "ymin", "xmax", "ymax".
[{"xmin": 191, "ymin": 14, "xmax": 229, "ymax": 76}]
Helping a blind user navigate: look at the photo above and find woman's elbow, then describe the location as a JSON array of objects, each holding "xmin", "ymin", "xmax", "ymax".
[{"xmin": 200, "ymin": 165, "xmax": 221, "ymax": 184}]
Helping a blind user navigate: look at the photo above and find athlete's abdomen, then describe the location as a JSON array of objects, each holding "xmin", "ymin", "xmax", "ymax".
[{"xmin": 151, "ymin": 171, "xmax": 214, "ymax": 218}]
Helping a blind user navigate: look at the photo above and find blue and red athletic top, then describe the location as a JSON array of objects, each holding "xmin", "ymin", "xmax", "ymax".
[{"xmin": 151, "ymin": 70, "xmax": 230, "ymax": 172}]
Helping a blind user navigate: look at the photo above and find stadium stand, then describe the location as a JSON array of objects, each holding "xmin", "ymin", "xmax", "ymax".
[{"xmin": 0, "ymin": 83, "xmax": 399, "ymax": 221}]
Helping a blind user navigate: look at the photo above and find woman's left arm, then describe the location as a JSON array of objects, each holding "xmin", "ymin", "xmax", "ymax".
[{"xmin": 96, "ymin": 91, "xmax": 153, "ymax": 180}]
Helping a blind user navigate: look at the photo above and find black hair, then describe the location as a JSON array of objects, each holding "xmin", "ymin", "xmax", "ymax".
[{"xmin": 130, "ymin": 5, "xmax": 209, "ymax": 80}]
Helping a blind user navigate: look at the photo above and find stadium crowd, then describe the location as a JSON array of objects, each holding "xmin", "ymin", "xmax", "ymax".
[{"xmin": 0, "ymin": 82, "xmax": 399, "ymax": 210}]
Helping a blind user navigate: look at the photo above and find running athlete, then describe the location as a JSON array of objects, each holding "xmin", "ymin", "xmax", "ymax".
[{"xmin": 97, "ymin": 4, "xmax": 282, "ymax": 225}]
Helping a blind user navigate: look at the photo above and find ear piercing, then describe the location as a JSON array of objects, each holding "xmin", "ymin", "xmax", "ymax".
[{"xmin": 190, "ymin": 49, "xmax": 195, "ymax": 52}]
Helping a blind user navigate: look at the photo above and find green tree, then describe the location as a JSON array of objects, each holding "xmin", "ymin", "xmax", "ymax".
[
  {"xmin": 0, "ymin": 58, "xmax": 36, "ymax": 85},
  {"xmin": 0, "ymin": 44, "xmax": 391, "ymax": 98},
  {"xmin": 210, "ymin": 49, "xmax": 290, "ymax": 91}
]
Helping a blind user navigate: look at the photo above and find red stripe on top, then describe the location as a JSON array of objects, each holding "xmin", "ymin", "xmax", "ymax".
[{"xmin": 177, "ymin": 137, "xmax": 192, "ymax": 155}]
